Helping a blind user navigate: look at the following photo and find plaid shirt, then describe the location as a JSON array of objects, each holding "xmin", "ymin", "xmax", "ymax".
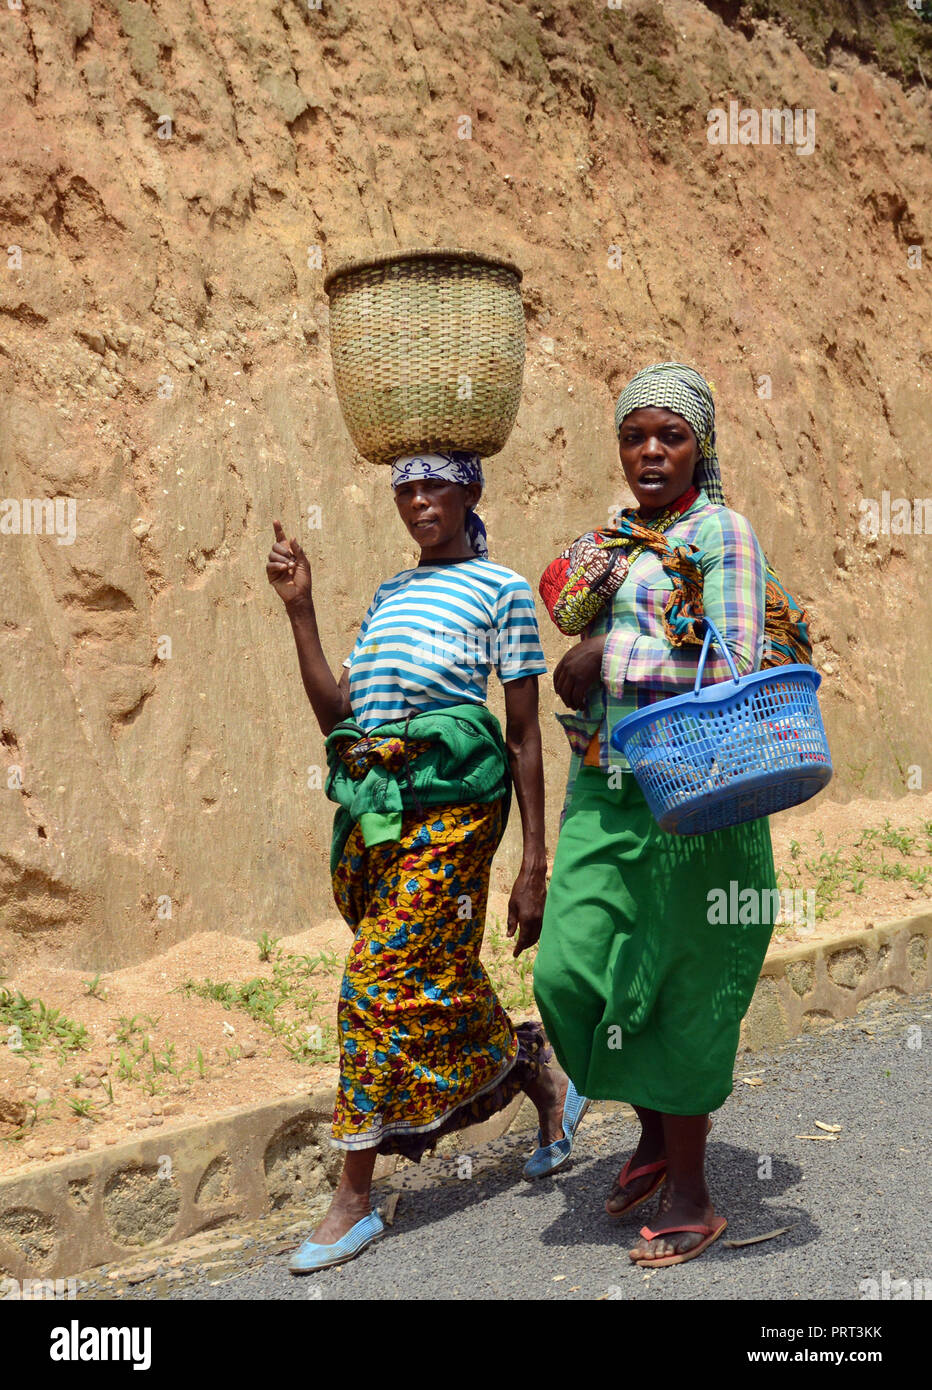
[{"xmin": 555, "ymin": 490, "xmax": 767, "ymax": 816}]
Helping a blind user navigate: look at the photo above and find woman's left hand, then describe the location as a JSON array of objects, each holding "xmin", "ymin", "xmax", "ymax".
[
  {"xmin": 506, "ymin": 861, "xmax": 548, "ymax": 958},
  {"xmin": 553, "ymin": 634, "xmax": 607, "ymax": 709}
]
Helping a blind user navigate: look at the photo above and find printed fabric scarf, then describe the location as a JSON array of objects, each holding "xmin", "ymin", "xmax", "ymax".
[
  {"xmin": 539, "ymin": 486, "xmax": 703, "ymax": 641},
  {"xmin": 391, "ymin": 451, "xmax": 488, "ymax": 557},
  {"xmin": 540, "ymin": 505, "xmax": 812, "ymax": 667}
]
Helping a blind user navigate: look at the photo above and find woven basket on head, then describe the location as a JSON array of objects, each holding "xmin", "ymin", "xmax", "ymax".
[{"xmin": 323, "ymin": 247, "xmax": 525, "ymax": 465}]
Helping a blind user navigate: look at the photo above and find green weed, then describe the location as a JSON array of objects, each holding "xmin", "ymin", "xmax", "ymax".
[
  {"xmin": 879, "ymin": 820, "xmax": 915, "ymax": 855},
  {"xmin": 151, "ymin": 1041, "xmax": 178, "ymax": 1076},
  {"xmin": 67, "ymin": 1097, "xmax": 97, "ymax": 1120},
  {"xmin": 116, "ymin": 1048, "xmax": 138, "ymax": 1082},
  {"xmin": 0, "ymin": 1096, "xmax": 57, "ymax": 1145},
  {"xmin": 484, "ymin": 915, "xmax": 536, "ymax": 1014},
  {"xmin": 778, "ymin": 820, "xmax": 929, "ymax": 919},
  {"xmin": 280, "ymin": 1021, "xmax": 339, "ymax": 1065},
  {"xmin": 180, "ymin": 949, "xmax": 340, "ymax": 1063},
  {"xmin": 113, "ymin": 1014, "xmax": 159, "ymax": 1046},
  {"xmin": 0, "ymin": 990, "xmax": 89, "ymax": 1058}
]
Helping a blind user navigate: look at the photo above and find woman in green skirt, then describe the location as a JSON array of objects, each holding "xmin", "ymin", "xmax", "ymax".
[{"xmin": 534, "ymin": 362, "xmax": 779, "ymax": 1268}]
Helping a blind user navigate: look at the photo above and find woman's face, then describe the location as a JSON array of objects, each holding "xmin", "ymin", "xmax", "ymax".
[
  {"xmin": 618, "ymin": 407, "xmax": 700, "ymax": 512},
  {"xmin": 393, "ymin": 477, "xmax": 482, "ymax": 558}
]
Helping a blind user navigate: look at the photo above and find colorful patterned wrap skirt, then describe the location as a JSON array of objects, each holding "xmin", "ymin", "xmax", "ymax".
[{"xmin": 331, "ymin": 794, "xmax": 546, "ymax": 1158}]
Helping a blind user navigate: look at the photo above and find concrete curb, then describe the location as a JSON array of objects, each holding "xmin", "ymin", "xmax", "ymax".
[
  {"xmin": 0, "ymin": 1085, "xmax": 524, "ymax": 1283},
  {"xmin": 740, "ymin": 911, "xmax": 931, "ymax": 1050},
  {"xmin": 1, "ymin": 913, "xmax": 928, "ymax": 1281}
]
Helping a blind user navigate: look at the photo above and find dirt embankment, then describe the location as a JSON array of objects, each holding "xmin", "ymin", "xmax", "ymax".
[
  {"xmin": 2, "ymin": 792, "xmax": 928, "ymax": 1175},
  {"xmin": 0, "ymin": 0, "xmax": 929, "ymax": 975}
]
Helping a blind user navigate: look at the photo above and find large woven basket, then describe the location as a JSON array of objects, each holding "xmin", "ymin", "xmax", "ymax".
[{"xmin": 323, "ymin": 247, "xmax": 525, "ymax": 465}]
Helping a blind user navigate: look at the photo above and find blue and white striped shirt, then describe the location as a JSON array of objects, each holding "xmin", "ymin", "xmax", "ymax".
[{"xmin": 343, "ymin": 559, "xmax": 547, "ymax": 733}]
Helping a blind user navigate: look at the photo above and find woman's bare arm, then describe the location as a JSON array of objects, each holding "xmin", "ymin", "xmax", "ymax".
[
  {"xmin": 286, "ymin": 600, "xmax": 352, "ymax": 736},
  {"xmin": 502, "ymin": 674, "xmax": 547, "ymax": 957},
  {"xmin": 266, "ymin": 520, "xmax": 352, "ymax": 737}
]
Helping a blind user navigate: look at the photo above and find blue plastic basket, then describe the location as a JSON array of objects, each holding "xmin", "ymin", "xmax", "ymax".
[{"xmin": 609, "ymin": 618, "xmax": 832, "ymax": 835}]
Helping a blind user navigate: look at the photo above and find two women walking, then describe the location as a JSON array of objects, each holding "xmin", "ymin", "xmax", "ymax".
[{"xmin": 266, "ymin": 363, "xmax": 781, "ymax": 1273}]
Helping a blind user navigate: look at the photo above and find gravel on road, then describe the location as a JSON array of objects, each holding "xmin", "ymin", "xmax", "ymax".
[{"xmin": 76, "ymin": 992, "xmax": 929, "ymax": 1304}]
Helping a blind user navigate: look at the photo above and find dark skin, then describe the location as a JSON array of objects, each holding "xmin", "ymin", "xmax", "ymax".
[
  {"xmin": 553, "ymin": 407, "xmax": 719, "ymax": 1262},
  {"xmin": 267, "ymin": 478, "xmax": 566, "ymax": 1244}
]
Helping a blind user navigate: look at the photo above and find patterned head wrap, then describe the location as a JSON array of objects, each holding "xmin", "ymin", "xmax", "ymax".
[
  {"xmin": 390, "ymin": 451, "xmax": 488, "ymax": 558},
  {"xmin": 613, "ymin": 362, "xmax": 726, "ymax": 507}
]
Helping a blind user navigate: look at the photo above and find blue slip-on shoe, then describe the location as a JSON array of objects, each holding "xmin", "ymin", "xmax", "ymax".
[
  {"xmin": 288, "ymin": 1209, "xmax": 384, "ymax": 1274},
  {"xmin": 523, "ymin": 1079, "xmax": 591, "ymax": 1181}
]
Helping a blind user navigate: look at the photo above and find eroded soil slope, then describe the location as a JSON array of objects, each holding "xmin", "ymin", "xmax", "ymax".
[{"xmin": 0, "ymin": 0, "xmax": 929, "ymax": 968}]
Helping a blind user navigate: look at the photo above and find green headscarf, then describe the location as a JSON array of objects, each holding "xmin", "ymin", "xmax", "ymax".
[{"xmin": 614, "ymin": 362, "xmax": 726, "ymax": 507}]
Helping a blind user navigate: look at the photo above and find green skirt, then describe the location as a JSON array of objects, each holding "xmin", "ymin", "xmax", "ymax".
[{"xmin": 533, "ymin": 766, "xmax": 776, "ymax": 1115}]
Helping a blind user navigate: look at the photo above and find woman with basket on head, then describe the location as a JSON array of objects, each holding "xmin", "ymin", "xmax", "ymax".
[
  {"xmin": 266, "ymin": 451, "xmax": 587, "ymax": 1274},
  {"xmin": 534, "ymin": 362, "xmax": 813, "ymax": 1268}
]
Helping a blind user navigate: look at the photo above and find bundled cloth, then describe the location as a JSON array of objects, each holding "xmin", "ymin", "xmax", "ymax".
[
  {"xmin": 322, "ymin": 702, "xmax": 547, "ymax": 1160},
  {"xmin": 539, "ymin": 522, "xmax": 812, "ymax": 668}
]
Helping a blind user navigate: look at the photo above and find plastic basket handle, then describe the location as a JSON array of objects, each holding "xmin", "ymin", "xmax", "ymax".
[{"xmin": 693, "ymin": 616, "xmax": 742, "ymax": 695}]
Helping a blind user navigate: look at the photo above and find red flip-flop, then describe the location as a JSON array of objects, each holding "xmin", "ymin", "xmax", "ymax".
[
  {"xmin": 605, "ymin": 1158, "xmax": 667, "ymax": 1220},
  {"xmin": 630, "ymin": 1216, "xmax": 728, "ymax": 1267}
]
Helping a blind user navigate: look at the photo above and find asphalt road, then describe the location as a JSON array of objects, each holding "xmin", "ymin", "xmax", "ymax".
[{"xmin": 78, "ymin": 991, "xmax": 929, "ymax": 1303}]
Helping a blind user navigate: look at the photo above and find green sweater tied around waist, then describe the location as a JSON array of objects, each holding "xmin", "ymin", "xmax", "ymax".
[{"xmin": 324, "ymin": 702, "xmax": 512, "ymax": 875}]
